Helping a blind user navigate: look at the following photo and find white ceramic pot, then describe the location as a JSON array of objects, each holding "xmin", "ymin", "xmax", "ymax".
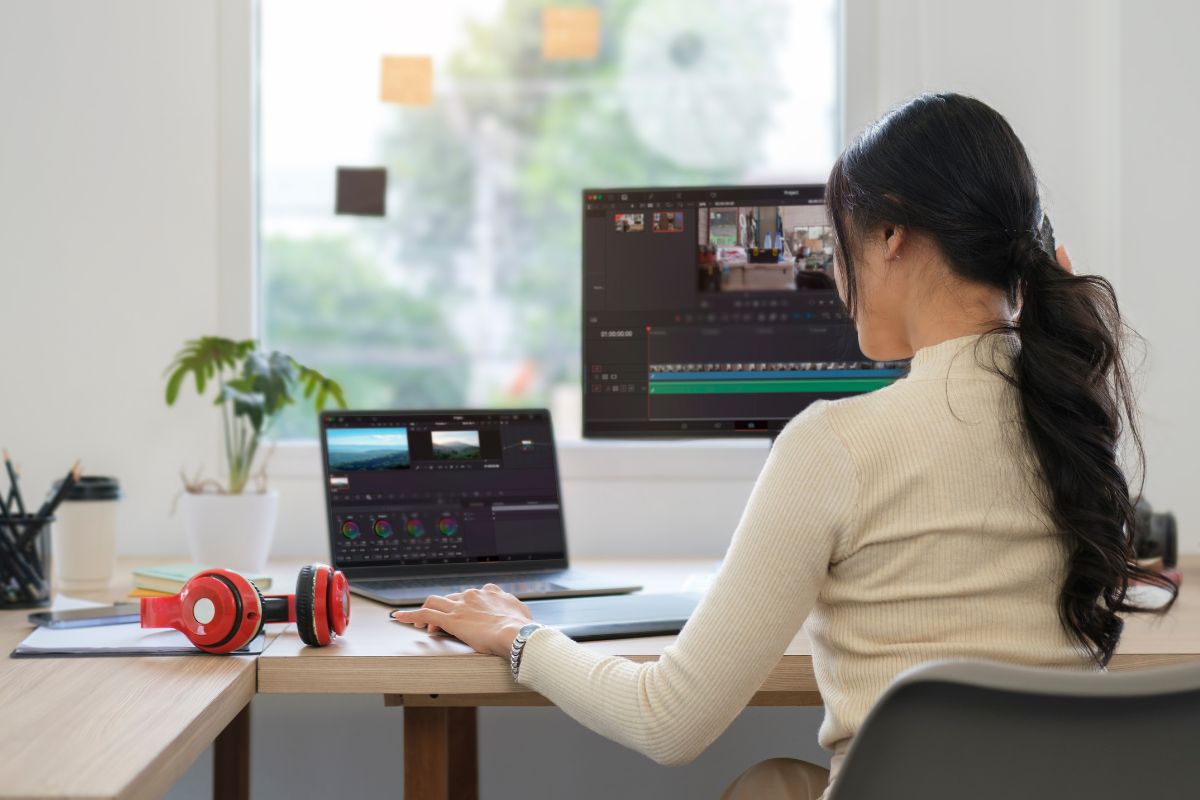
[{"xmin": 180, "ymin": 490, "xmax": 279, "ymax": 573}]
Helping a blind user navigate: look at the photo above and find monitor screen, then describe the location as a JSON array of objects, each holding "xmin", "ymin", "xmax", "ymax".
[
  {"xmin": 320, "ymin": 410, "xmax": 567, "ymax": 570},
  {"xmin": 582, "ymin": 185, "xmax": 905, "ymax": 437}
]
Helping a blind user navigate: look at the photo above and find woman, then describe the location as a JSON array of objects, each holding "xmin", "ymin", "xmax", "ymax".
[{"xmin": 392, "ymin": 94, "xmax": 1177, "ymax": 799}]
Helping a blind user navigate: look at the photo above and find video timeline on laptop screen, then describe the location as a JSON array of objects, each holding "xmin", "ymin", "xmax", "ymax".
[
  {"xmin": 321, "ymin": 411, "xmax": 566, "ymax": 567},
  {"xmin": 583, "ymin": 185, "xmax": 907, "ymax": 437}
]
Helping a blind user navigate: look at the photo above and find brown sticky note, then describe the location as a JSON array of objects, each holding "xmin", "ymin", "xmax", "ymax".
[
  {"xmin": 335, "ymin": 167, "xmax": 387, "ymax": 216},
  {"xmin": 542, "ymin": 7, "xmax": 601, "ymax": 61},
  {"xmin": 379, "ymin": 55, "xmax": 433, "ymax": 105}
]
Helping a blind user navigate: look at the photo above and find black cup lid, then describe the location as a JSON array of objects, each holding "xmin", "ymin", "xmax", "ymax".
[{"xmin": 51, "ymin": 475, "xmax": 122, "ymax": 501}]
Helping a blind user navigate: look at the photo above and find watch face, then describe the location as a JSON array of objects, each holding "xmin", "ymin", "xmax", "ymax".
[{"xmin": 519, "ymin": 623, "xmax": 542, "ymax": 639}]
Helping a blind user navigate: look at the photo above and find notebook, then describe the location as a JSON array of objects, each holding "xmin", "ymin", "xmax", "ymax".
[{"xmin": 11, "ymin": 622, "xmax": 266, "ymax": 657}]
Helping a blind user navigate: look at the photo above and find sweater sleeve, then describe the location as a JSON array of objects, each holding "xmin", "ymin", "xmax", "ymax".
[{"xmin": 515, "ymin": 403, "xmax": 858, "ymax": 766}]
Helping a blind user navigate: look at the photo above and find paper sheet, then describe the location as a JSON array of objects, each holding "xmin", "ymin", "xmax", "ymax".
[
  {"xmin": 379, "ymin": 55, "xmax": 433, "ymax": 105},
  {"xmin": 1126, "ymin": 583, "xmax": 1174, "ymax": 611},
  {"xmin": 12, "ymin": 623, "xmax": 266, "ymax": 657},
  {"xmin": 542, "ymin": 6, "xmax": 601, "ymax": 60}
]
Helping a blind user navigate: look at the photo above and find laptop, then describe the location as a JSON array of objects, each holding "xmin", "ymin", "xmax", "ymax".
[{"xmin": 319, "ymin": 408, "xmax": 642, "ymax": 606}]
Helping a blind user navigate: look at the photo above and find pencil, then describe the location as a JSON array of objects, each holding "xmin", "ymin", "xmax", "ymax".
[
  {"xmin": 16, "ymin": 460, "xmax": 81, "ymax": 550},
  {"xmin": 0, "ymin": 523, "xmax": 45, "ymax": 597},
  {"xmin": 36, "ymin": 460, "xmax": 81, "ymax": 521},
  {"xmin": 3, "ymin": 449, "xmax": 26, "ymax": 516}
]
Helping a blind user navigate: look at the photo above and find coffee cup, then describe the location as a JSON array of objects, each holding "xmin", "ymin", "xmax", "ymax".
[{"xmin": 50, "ymin": 475, "xmax": 122, "ymax": 592}]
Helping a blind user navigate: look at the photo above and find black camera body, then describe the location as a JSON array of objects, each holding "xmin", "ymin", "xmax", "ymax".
[{"xmin": 1133, "ymin": 499, "xmax": 1178, "ymax": 567}]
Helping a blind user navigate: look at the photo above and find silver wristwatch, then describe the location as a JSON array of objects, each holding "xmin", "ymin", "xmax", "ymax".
[{"xmin": 510, "ymin": 622, "xmax": 545, "ymax": 681}]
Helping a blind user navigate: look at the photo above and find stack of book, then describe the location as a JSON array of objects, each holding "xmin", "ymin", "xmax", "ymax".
[{"xmin": 129, "ymin": 563, "xmax": 273, "ymax": 598}]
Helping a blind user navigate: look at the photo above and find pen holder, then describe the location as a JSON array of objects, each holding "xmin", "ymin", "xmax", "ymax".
[{"xmin": 0, "ymin": 514, "xmax": 53, "ymax": 608}]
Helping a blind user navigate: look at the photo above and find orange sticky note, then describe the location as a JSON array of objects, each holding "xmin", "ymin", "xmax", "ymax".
[
  {"xmin": 542, "ymin": 7, "xmax": 600, "ymax": 61},
  {"xmin": 380, "ymin": 55, "xmax": 433, "ymax": 105}
]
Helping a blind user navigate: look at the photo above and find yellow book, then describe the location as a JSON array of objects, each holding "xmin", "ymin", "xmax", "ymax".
[{"xmin": 128, "ymin": 587, "xmax": 174, "ymax": 598}]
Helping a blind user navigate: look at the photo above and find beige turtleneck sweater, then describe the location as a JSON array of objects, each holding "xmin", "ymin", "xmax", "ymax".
[{"xmin": 517, "ymin": 334, "xmax": 1093, "ymax": 767}]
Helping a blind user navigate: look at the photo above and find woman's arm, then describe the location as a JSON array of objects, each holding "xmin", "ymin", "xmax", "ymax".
[{"xmin": 394, "ymin": 403, "xmax": 857, "ymax": 766}]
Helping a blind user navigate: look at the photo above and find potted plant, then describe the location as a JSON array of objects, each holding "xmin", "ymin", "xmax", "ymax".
[{"xmin": 165, "ymin": 336, "xmax": 346, "ymax": 571}]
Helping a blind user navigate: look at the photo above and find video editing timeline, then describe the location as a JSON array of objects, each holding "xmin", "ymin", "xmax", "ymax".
[
  {"xmin": 583, "ymin": 185, "xmax": 907, "ymax": 437},
  {"xmin": 322, "ymin": 412, "xmax": 566, "ymax": 566}
]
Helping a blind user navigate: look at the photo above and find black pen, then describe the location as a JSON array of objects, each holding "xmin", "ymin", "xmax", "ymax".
[{"xmin": 3, "ymin": 450, "xmax": 26, "ymax": 516}]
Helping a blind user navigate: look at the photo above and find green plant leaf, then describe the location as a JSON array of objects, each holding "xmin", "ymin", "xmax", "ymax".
[
  {"xmin": 328, "ymin": 382, "xmax": 347, "ymax": 409},
  {"xmin": 165, "ymin": 368, "xmax": 186, "ymax": 406},
  {"xmin": 292, "ymin": 361, "xmax": 348, "ymax": 411},
  {"xmin": 164, "ymin": 336, "xmax": 255, "ymax": 404}
]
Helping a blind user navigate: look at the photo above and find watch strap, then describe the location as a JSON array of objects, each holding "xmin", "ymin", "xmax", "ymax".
[{"xmin": 510, "ymin": 622, "xmax": 545, "ymax": 681}]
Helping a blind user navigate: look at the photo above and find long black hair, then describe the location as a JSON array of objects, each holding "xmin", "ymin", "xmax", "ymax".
[{"xmin": 826, "ymin": 93, "xmax": 1176, "ymax": 666}]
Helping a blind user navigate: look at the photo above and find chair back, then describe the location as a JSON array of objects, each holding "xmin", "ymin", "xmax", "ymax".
[{"xmin": 828, "ymin": 659, "xmax": 1200, "ymax": 799}]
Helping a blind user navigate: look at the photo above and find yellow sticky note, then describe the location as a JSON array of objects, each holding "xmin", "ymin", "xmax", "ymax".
[
  {"xmin": 379, "ymin": 55, "xmax": 433, "ymax": 106},
  {"xmin": 542, "ymin": 7, "xmax": 601, "ymax": 61}
]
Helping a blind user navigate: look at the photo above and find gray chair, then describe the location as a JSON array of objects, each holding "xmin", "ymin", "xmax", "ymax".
[{"xmin": 828, "ymin": 659, "xmax": 1200, "ymax": 799}]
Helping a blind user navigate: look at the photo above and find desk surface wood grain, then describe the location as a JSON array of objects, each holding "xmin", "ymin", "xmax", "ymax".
[
  {"xmin": 256, "ymin": 556, "xmax": 1200, "ymax": 697},
  {"xmin": 0, "ymin": 558, "xmax": 286, "ymax": 800}
]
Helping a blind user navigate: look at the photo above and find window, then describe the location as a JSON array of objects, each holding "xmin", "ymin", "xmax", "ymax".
[{"xmin": 258, "ymin": 0, "xmax": 841, "ymax": 439}]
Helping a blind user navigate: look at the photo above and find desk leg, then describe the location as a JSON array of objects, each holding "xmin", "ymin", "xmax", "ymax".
[
  {"xmin": 214, "ymin": 703, "xmax": 250, "ymax": 800},
  {"xmin": 404, "ymin": 706, "xmax": 478, "ymax": 800}
]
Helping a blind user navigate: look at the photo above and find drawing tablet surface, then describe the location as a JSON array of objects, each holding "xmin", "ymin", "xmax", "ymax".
[{"xmin": 523, "ymin": 592, "xmax": 701, "ymax": 641}]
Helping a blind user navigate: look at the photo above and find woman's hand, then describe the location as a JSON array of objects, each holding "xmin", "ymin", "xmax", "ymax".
[{"xmin": 390, "ymin": 583, "xmax": 534, "ymax": 657}]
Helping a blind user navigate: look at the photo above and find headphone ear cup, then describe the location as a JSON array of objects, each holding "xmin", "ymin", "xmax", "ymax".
[
  {"xmin": 295, "ymin": 564, "xmax": 318, "ymax": 647},
  {"xmin": 311, "ymin": 564, "xmax": 335, "ymax": 645},
  {"xmin": 188, "ymin": 570, "xmax": 263, "ymax": 654},
  {"xmin": 328, "ymin": 569, "xmax": 349, "ymax": 636}
]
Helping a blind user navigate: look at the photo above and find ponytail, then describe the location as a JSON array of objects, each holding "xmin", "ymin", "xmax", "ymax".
[
  {"xmin": 1012, "ymin": 240, "xmax": 1176, "ymax": 665},
  {"xmin": 827, "ymin": 93, "xmax": 1177, "ymax": 667}
]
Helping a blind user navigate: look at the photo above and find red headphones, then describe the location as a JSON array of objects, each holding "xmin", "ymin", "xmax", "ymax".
[{"xmin": 140, "ymin": 563, "xmax": 350, "ymax": 653}]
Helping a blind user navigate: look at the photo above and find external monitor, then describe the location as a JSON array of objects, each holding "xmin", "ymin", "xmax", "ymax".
[{"xmin": 582, "ymin": 184, "xmax": 905, "ymax": 437}]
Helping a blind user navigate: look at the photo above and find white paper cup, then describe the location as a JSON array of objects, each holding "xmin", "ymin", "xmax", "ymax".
[{"xmin": 50, "ymin": 476, "xmax": 121, "ymax": 592}]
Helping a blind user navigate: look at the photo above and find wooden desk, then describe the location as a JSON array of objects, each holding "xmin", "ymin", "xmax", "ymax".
[
  {"xmin": 4, "ymin": 557, "xmax": 1193, "ymax": 799},
  {"xmin": 258, "ymin": 556, "xmax": 1200, "ymax": 800},
  {"xmin": 0, "ymin": 560, "xmax": 291, "ymax": 800}
]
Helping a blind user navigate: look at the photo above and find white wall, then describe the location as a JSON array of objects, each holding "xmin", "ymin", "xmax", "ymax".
[
  {"xmin": 2, "ymin": 1, "xmax": 1198, "ymax": 799},
  {"xmin": 1118, "ymin": 2, "xmax": 1200, "ymax": 544},
  {"xmin": 0, "ymin": 0, "xmax": 222, "ymax": 550}
]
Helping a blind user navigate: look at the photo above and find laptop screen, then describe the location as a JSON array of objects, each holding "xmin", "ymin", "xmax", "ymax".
[{"xmin": 320, "ymin": 410, "xmax": 567, "ymax": 570}]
